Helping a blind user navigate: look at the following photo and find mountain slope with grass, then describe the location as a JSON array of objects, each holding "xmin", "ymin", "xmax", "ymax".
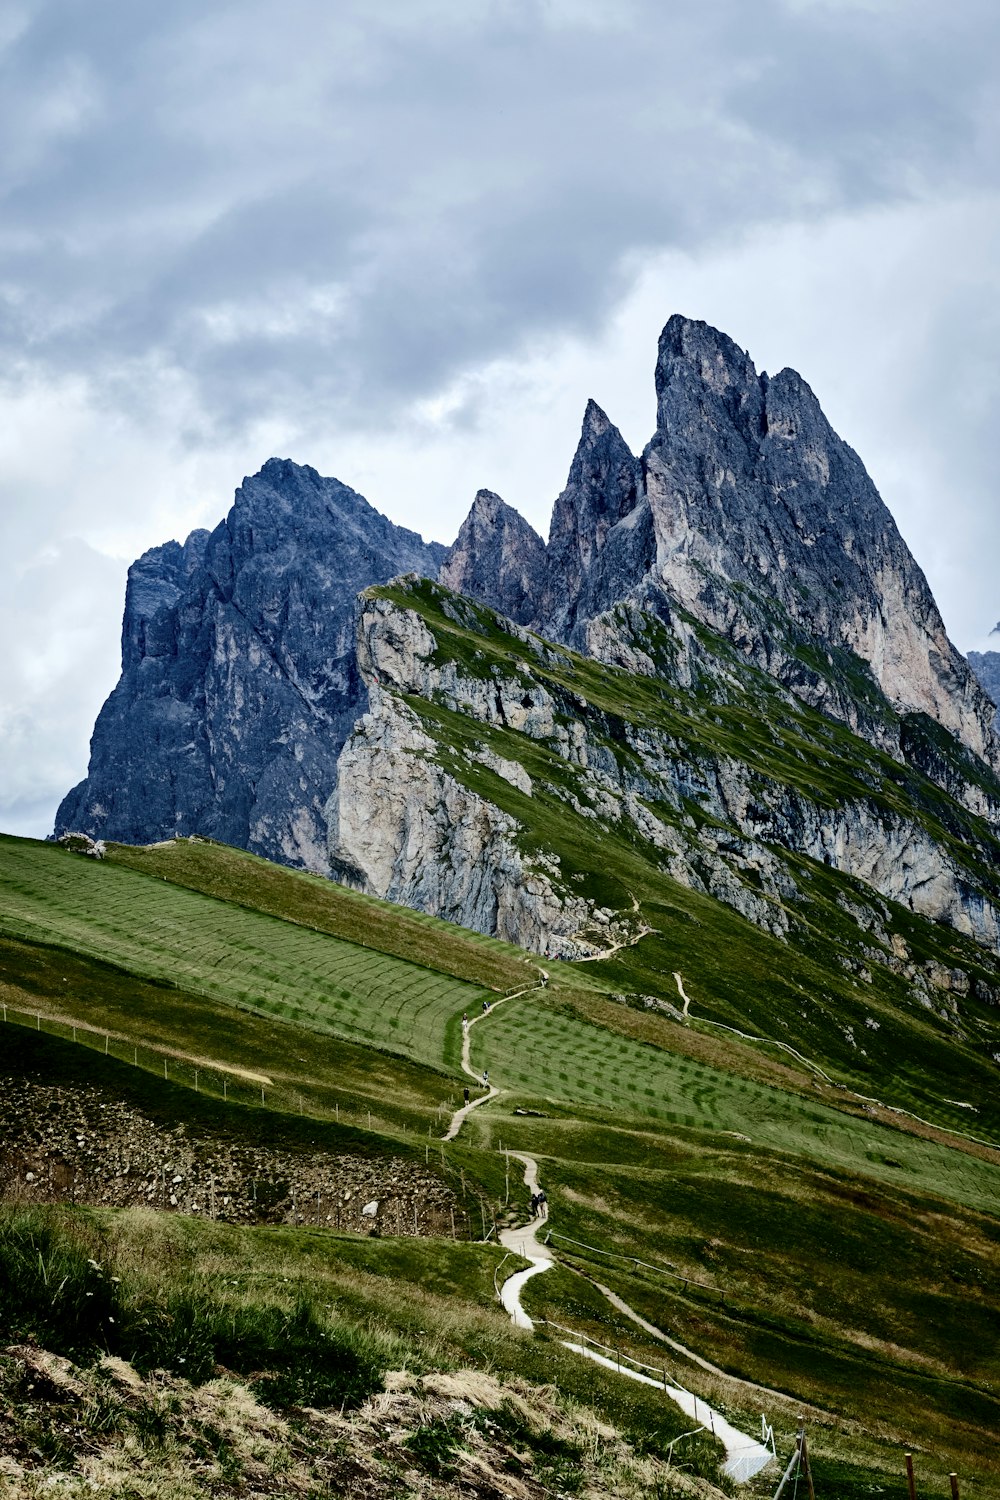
[{"xmin": 2, "ymin": 827, "xmax": 1000, "ymax": 1494}]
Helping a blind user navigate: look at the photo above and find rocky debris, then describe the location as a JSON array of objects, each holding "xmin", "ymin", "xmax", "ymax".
[
  {"xmin": 0, "ymin": 1074, "xmax": 464, "ymax": 1239},
  {"xmin": 55, "ymin": 459, "xmax": 445, "ymax": 873}
]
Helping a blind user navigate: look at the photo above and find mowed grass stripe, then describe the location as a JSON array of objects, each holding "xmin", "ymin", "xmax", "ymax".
[
  {"xmin": 0, "ymin": 839, "xmax": 486, "ymax": 1070},
  {"xmin": 473, "ymin": 997, "xmax": 1000, "ymax": 1215}
]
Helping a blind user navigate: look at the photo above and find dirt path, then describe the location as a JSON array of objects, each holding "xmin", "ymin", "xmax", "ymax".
[
  {"xmin": 442, "ymin": 983, "xmax": 545, "ymax": 1143},
  {"xmin": 445, "ymin": 974, "xmax": 773, "ymax": 1483},
  {"xmin": 497, "ymin": 1152, "xmax": 554, "ymax": 1329}
]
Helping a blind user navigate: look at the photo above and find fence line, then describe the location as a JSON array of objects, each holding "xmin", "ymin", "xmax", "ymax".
[
  {"xmin": 1, "ymin": 1003, "xmax": 471, "ymax": 1212},
  {"xmin": 547, "ymin": 1229, "xmax": 722, "ymax": 1297}
]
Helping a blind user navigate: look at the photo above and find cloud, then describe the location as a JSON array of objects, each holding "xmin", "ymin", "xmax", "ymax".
[
  {"xmin": 3, "ymin": 0, "xmax": 997, "ymax": 436},
  {"xmin": 3, "ymin": 0, "xmax": 1000, "ymax": 836}
]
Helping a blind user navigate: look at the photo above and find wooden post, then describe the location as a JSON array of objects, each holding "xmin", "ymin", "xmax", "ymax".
[
  {"xmin": 801, "ymin": 1428, "xmax": 816, "ymax": 1500},
  {"xmin": 105, "ymin": 1034, "xmax": 108, "ymax": 1054},
  {"xmin": 260, "ymin": 1084, "xmax": 265, "ymax": 1105},
  {"xmin": 905, "ymin": 1453, "xmax": 917, "ymax": 1500},
  {"xmin": 194, "ymin": 1069, "xmax": 198, "ymax": 1091},
  {"xmin": 368, "ymin": 1109, "xmax": 372, "ymax": 1129},
  {"xmin": 133, "ymin": 1046, "xmax": 137, "ymax": 1065},
  {"xmin": 164, "ymin": 1059, "xmax": 167, "ymax": 1079},
  {"xmin": 950, "ymin": 1476, "xmax": 959, "ymax": 1500},
  {"xmin": 450, "ymin": 1207, "xmax": 456, "ymax": 1239},
  {"xmin": 223, "ymin": 1079, "xmax": 228, "ymax": 1102},
  {"xmin": 335, "ymin": 1102, "xmax": 339, "ymax": 1122}
]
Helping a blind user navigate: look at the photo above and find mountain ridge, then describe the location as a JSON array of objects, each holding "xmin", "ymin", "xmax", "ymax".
[{"xmin": 55, "ymin": 314, "xmax": 1000, "ymax": 972}]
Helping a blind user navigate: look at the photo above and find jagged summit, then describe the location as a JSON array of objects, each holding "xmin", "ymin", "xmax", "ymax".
[
  {"xmin": 57, "ymin": 316, "xmax": 1000, "ymax": 885},
  {"xmin": 56, "ymin": 459, "xmax": 446, "ymax": 871},
  {"xmin": 440, "ymin": 489, "xmax": 547, "ymax": 627}
]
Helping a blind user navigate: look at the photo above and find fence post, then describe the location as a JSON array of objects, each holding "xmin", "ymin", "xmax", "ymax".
[
  {"xmin": 950, "ymin": 1476, "xmax": 960, "ymax": 1500},
  {"xmin": 905, "ymin": 1453, "xmax": 917, "ymax": 1500},
  {"xmin": 801, "ymin": 1427, "xmax": 816, "ymax": 1500}
]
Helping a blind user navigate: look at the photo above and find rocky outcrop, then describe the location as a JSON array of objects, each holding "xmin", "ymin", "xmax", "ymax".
[
  {"xmin": 543, "ymin": 400, "xmax": 654, "ymax": 642},
  {"xmin": 640, "ymin": 317, "xmax": 998, "ymax": 768},
  {"xmin": 328, "ymin": 670, "xmax": 633, "ymax": 959},
  {"xmin": 330, "ymin": 586, "xmax": 1000, "ymax": 959},
  {"xmin": 55, "ymin": 459, "xmax": 445, "ymax": 872},
  {"xmin": 440, "ymin": 489, "xmax": 548, "ymax": 627},
  {"xmin": 969, "ymin": 647, "xmax": 1000, "ymax": 728}
]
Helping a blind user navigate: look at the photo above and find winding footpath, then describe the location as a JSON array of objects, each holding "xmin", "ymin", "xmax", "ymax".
[{"xmin": 443, "ymin": 983, "xmax": 774, "ymax": 1484}]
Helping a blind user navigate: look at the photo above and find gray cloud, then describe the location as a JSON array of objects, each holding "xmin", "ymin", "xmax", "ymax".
[
  {"xmin": 3, "ymin": 0, "xmax": 997, "ymax": 435},
  {"xmin": 3, "ymin": 0, "xmax": 1000, "ymax": 837}
]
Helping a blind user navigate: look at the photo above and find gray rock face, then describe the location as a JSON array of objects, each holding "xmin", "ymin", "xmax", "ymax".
[
  {"xmin": 968, "ymin": 649, "xmax": 1000, "ymax": 723},
  {"xmin": 56, "ymin": 459, "xmax": 445, "ymax": 870},
  {"xmin": 642, "ymin": 317, "xmax": 997, "ymax": 765},
  {"xmin": 439, "ymin": 489, "xmax": 547, "ymax": 626},
  {"xmin": 436, "ymin": 315, "xmax": 998, "ymax": 789},
  {"xmin": 544, "ymin": 399, "xmax": 654, "ymax": 643},
  {"xmin": 330, "ymin": 584, "xmax": 1000, "ymax": 960}
]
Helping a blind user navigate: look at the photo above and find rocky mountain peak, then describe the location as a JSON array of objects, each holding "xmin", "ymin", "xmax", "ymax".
[
  {"xmin": 56, "ymin": 460, "xmax": 446, "ymax": 870},
  {"xmin": 543, "ymin": 399, "xmax": 651, "ymax": 638},
  {"xmin": 440, "ymin": 488, "xmax": 547, "ymax": 627}
]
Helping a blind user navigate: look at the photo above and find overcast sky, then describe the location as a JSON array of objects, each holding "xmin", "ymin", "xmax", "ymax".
[{"xmin": 3, "ymin": 0, "xmax": 1000, "ymax": 837}]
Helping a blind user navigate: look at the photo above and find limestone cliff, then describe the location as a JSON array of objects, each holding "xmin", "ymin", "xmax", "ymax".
[
  {"xmin": 325, "ymin": 581, "xmax": 1000, "ymax": 964},
  {"xmin": 56, "ymin": 460, "xmax": 444, "ymax": 871}
]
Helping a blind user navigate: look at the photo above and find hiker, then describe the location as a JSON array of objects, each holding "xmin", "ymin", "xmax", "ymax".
[
  {"xmin": 482, "ymin": 998, "xmax": 489, "ymax": 1014},
  {"xmin": 462, "ymin": 1014, "xmax": 469, "ymax": 1034},
  {"xmin": 463, "ymin": 1086, "xmax": 470, "ymax": 1105},
  {"xmin": 482, "ymin": 1069, "xmax": 489, "ymax": 1087},
  {"xmin": 530, "ymin": 1191, "xmax": 539, "ymax": 1217},
  {"xmin": 537, "ymin": 1190, "xmax": 547, "ymax": 1218}
]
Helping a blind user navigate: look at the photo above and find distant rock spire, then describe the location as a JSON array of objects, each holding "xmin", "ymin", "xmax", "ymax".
[{"xmin": 440, "ymin": 489, "xmax": 547, "ymax": 625}]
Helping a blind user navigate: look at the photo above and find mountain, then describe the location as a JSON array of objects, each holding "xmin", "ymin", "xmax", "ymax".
[
  {"xmin": 56, "ymin": 458, "xmax": 445, "ymax": 872},
  {"xmin": 969, "ymin": 643, "xmax": 1000, "ymax": 727},
  {"xmin": 58, "ymin": 315, "xmax": 1000, "ymax": 973},
  {"xmin": 443, "ymin": 316, "xmax": 996, "ymax": 779}
]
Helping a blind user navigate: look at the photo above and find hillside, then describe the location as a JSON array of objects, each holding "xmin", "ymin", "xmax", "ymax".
[{"xmin": 2, "ymin": 832, "xmax": 999, "ymax": 1495}]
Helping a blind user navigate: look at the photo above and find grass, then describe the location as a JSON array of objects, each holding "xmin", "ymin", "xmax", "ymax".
[
  {"xmin": 0, "ymin": 1203, "xmax": 727, "ymax": 1481},
  {"xmin": 0, "ymin": 934, "xmax": 467, "ymax": 1137},
  {"xmin": 0, "ymin": 833, "xmax": 487, "ymax": 1074},
  {"xmin": 470, "ymin": 993, "xmax": 1000, "ymax": 1216},
  {"xmin": 104, "ymin": 834, "xmax": 540, "ymax": 993}
]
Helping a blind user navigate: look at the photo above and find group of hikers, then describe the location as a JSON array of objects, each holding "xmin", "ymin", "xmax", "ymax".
[{"xmin": 529, "ymin": 1189, "xmax": 547, "ymax": 1219}]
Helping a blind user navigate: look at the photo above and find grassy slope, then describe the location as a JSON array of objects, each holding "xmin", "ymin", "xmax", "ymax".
[
  {"xmin": 373, "ymin": 577, "xmax": 1000, "ymax": 1141},
  {"xmin": 4, "ymin": 566, "xmax": 1000, "ymax": 1490},
  {"xmin": 0, "ymin": 833, "xmax": 491, "ymax": 1078}
]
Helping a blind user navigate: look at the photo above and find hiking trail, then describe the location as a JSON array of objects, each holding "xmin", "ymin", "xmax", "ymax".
[{"xmin": 452, "ymin": 988, "xmax": 774, "ymax": 1482}]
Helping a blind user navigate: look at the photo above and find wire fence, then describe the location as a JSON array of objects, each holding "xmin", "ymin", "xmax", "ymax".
[{"xmin": 546, "ymin": 1229, "xmax": 724, "ymax": 1299}]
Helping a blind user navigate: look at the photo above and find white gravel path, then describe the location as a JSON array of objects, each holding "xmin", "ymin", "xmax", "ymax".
[{"xmin": 441, "ymin": 976, "xmax": 774, "ymax": 1484}]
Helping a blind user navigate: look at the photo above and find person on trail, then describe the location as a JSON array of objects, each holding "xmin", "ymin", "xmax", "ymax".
[
  {"xmin": 482, "ymin": 1069, "xmax": 489, "ymax": 1087},
  {"xmin": 462, "ymin": 1015, "xmax": 469, "ymax": 1035},
  {"xmin": 537, "ymin": 1190, "xmax": 547, "ymax": 1218},
  {"xmin": 463, "ymin": 1086, "xmax": 470, "ymax": 1105},
  {"xmin": 482, "ymin": 999, "xmax": 490, "ymax": 1014},
  {"xmin": 530, "ymin": 1192, "xmax": 539, "ymax": 1217}
]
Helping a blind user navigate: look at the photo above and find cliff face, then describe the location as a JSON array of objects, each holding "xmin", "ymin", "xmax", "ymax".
[
  {"xmin": 438, "ymin": 317, "xmax": 999, "ymax": 813},
  {"xmin": 641, "ymin": 317, "xmax": 996, "ymax": 765},
  {"xmin": 56, "ymin": 460, "xmax": 444, "ymax": 871},
  {"xmin": 58, "ymin": 315, "xmax": 1000, "ymax": 979},
  {"xmin": 326, "ymin": 580, "xmax": 1000, "ymax": 964}
]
